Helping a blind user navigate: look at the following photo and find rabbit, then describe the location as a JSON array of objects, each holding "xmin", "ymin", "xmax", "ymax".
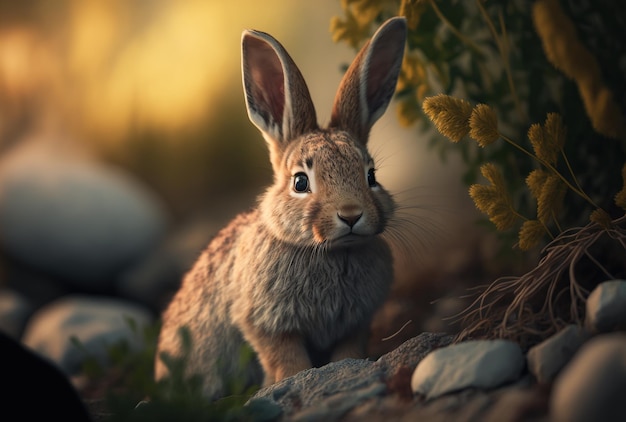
[{"xmin": 155, "ymin": 16, "xmax": 407, "ymax": 400}]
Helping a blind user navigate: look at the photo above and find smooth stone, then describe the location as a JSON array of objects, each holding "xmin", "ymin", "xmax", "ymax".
[
  {"xmin": 526, "ymin": 324, "xmax": 588, "ymax": 383},
  {"xmin": 22, "ymin": 295, "xmax": 153, "ymax": 375},
  {"xmin": 551, "ymin": 333, "xmax": 626, "ymax": 422},
  {"xmin": 411, "ymin": 339, "xmax": 525, "ymax": 400},
  {"xmin": 116, "ymin": 218, "xmax": 218, "ymax": 310},
  {"xmin": 0, "ymin": 141, "xmax": 168, "ymax": 287},
  {"xmin": 585, "ymin": 279, "xmax": 626, "ymax": 333}
]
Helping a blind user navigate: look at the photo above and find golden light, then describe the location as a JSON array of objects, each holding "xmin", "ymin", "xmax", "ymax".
[{"xmin": 1, "ymin": 1, "xmax": 302, "ymax": 142}]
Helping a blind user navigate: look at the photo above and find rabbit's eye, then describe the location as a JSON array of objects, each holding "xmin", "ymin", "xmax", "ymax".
[
  {"xmin": 367, "ymin": 168, "xmax": 377, "ymax": 187},
  {"xmin": 293, "ymin": 172, "xmax": 310, "ymax": 193}
]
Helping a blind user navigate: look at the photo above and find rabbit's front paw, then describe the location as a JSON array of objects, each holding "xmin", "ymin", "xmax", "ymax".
[
  {"xmin": 245, "ymin": 329, "xmax": 312, "ymax": 384},
  {"xmin": 273, "ymin": 355, "xmax": 311, "ymax": 382}
]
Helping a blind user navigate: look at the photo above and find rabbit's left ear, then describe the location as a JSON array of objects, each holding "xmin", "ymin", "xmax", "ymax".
[
  {"xmin": 330, "ymin": 17, "xmax": 407, "ymax": 144},
  {"xmin": 241, "ymin": 29, "xmax": 318, "ymax": 156}
]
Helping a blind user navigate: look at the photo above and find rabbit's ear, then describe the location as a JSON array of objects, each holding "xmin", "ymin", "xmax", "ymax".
[
  {"xmin": 329, "ymin": 17, "xmax": 406, "ymax": 144},
  {"xmin": 242, "ymin": 30, "xmax": 318, "ymax": 153}
]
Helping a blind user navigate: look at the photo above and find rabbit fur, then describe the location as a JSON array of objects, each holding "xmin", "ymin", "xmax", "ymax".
[{"xmin": 155, "ymin": 17, "xmax": 407, "ymax": 399}]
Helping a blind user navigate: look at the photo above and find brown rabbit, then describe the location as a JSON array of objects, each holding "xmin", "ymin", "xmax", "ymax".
[{"xmin": 155, "ymin": 17, "xmax": 407, "ymax": 399}]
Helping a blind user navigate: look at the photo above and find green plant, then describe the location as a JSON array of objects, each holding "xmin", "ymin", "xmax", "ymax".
[{"xmin": 73, "ymin": 320, "xmax": 280, "ymax": 422}]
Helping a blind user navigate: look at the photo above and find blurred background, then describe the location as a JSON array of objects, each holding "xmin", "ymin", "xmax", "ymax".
[
  {"xmin": 0, "ymin": 0, "xmax": 480, "ymax": 218},
  {"xmin": 0, "ymin": 0, "xmax": 510, "ymax": 361}
]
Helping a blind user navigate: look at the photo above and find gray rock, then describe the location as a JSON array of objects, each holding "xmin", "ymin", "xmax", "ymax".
[
  {"xmin": 0, "ymin": 289, "xmax": 34, "ymax": 338},
  {"xmin": 252, "ymin": 358, "xmax": 383, "ymax": 418},
  {"xmin": 251, "ymin": 333, "xmax": 451, "ymax": 420},
  {"xmin": 343, "ymin": 377, "xmax": 544, "ymax": 422},
  {"xmin": 411, "ymin": 339, "xmax": 525, "ymax": 400},
  {"xmin": 22, "ymin": 295, "xmax": 153, "ymax": 375},
  {"xmin": 290, "ymin": 381, "xmax": 386, "ymax": 421},
  {"xmin": 585, "ymin": 279, "xmax": 626, "ymax": 333},
  {"xmin": 375, "ymin": 331, "xmax": 454, "ymax": 377},
  {"xmin": 116, "ymin": 219, "xmax": 218, "ymax": 309},
  {"xmin": 526, "ymin": 324, "xmax": 588, "ymax": 383},
  {"xmin": 0, "ymin": 141, "xmax": 168, "ymax": 288},
  {"xmin": 551, "ymin": 333, "xmax": 626, "ymax": 422}
]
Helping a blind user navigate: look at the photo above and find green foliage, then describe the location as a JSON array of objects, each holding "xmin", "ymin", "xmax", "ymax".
[
  {"xmin": 71, "ymin": 316, "xmax": 160, "ymax": 392},
  {"xmin": 72, "ymin": 320, "xmax": 279, "ymax": 422},
  {"xmin": 332, "ymin": 0, "xmax": 626, "ymax": 251}
]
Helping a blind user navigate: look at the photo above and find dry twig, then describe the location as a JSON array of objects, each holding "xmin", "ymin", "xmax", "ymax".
[{"xmin": 453, "ymin": 215, "xmax": 626, "ymax": 348}]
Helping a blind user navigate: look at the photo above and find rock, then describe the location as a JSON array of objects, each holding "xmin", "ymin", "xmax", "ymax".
[
  {"xmin": 343, "ymin": 379, "xmax": 546, "ymax": 422},
  {"xmin": 526, "ymin": 324, "xmax": 588, "ymax": 383},
  {"xmin": 0, "ymin": 289, "xmax": 34, "ymax": 338},
  {"xmin": 411, "ymin": 339, "xmax": 525, "ymax": 400},
  {"xmin": 482, "ymin": 381, "xmax": 549, "ymax": 422},
  {"xmin": 585, "ymin": 279, "xmax": 626, "ymax": 333},
  {"xmin": 252, "ymin": 359, "xmax": 383, "ymax": 419},
  {"xmin": 251, "ymin": 333, "xmax": 451, "ymax": 420},
  {"xmin": 289, "ymin": 381, "xmax": 386, "ymax": 421},
  {"xmin": 22, "ymin": 295, "xmax": 153, "ymax": 375},
  {"xmin": 117, "ymin": 218, "xmax": 218, "ymax": 310},
  {"xmin": 0, "ymin": 140, "xmax": 168, "ymax": 288},
  {"xmin": 375, "ymin": 332, "xmax": 454, "ymax": 377},
  {"xmin": 115, "ymin": 243, "xmax": 184, "ymax": 311},
  {"xmin": 551, "ymin": 333, "xmax": 626, "ymax": 422}
]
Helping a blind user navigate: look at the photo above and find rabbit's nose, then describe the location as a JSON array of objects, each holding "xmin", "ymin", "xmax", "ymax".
[{"xmin": 338, "ymin": 206, "xmax": 363, "ymax": 228}]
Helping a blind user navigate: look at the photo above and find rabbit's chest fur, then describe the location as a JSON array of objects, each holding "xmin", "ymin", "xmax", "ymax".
[{"xmin": 225, "ymin": 210, "xmax": 393, "ymax": 350}]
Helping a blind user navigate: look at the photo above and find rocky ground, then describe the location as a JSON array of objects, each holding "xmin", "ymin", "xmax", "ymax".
[
  {"xmin": 247, "ymin": 282, "xmax": 626, "ymax": 422},
  {"xmin": 80, "ymin": 316, "xmax": 626, "ymax": 421},
  {"xmin": 74, "ymin": 275, "xmax": 626, "ymax": 422}
]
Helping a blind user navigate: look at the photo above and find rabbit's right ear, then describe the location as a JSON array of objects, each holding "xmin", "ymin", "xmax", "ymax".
[
  {"xmin": 330, "ymin": 17, "xmax": 406, "ymax": 144},
  {"xmin": 242, "ymin": 30, "xmax": 318, "ymax": 167}
]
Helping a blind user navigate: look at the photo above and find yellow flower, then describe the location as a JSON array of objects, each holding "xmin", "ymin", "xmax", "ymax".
[
  {"xmin": 518, "ymin": 220, "xmax": 545, "ymax": 250},
  {"xmin": 589, "ymin": 209, "xmax": 612, "ymax": 228},
  {"xmin": 526, "ymin": 169, "xmax": 549, "ymax": 201},
  {"xmin": 468, "ymin": 184, "xmax": 498, "ymax": 216},
  {"xmin": 480, "ymin": 162, "xmax": 507, "ymax": 196},
  {"xmin": 537, "ymin": 174, "xmax": 566, "ymax": 223},
  {"xmin": 469, "ymin": 163, "xmax": 518, "ymax": 231},
  {"xmin": 528, "ymin": 120, "xmax": 558, "ymax": 166},
  {"xmin": 469, "ymin": 104, "xmax": 499, "ymax": 147},
  {"xmin": 423, "ymin": 94, "xmax": 473, "ymax": 142},
  {"xmin": 489, "ymin": 201, "xmax": 518, "ymax": 231},
  {"xmin": 543, "ymin": 113, "xmax": 566, "ymax": 150}
]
